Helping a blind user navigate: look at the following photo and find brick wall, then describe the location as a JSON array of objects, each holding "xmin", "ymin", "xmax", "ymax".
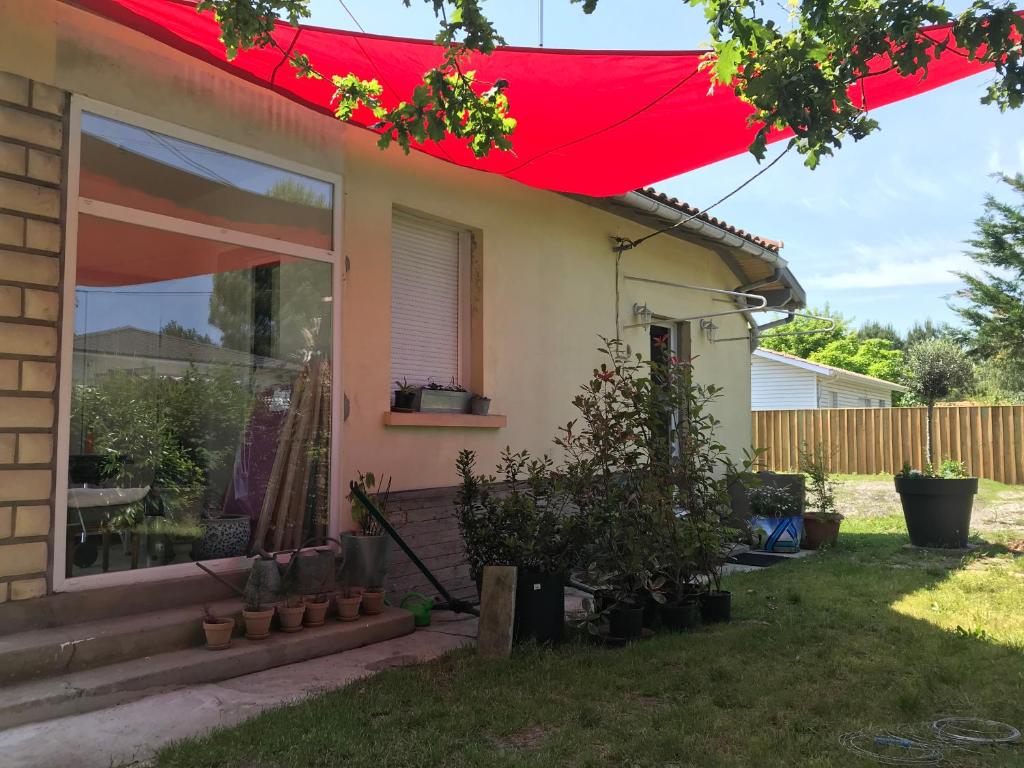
[
  {"xmin": 386, "ymin": 486, "xmax": 476, "ymax": 605},
  {"xmin": 0, "ymin": 72, "xmax": 67, "ymax": 602}
]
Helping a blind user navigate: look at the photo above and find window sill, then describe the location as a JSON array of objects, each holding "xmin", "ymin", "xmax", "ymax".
[{"xmin": 382, "ymin": 412, "xmax": 507, "ymax": 429}]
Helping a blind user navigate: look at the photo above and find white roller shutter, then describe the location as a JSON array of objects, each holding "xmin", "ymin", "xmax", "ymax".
[{"xmin": 391, "ymin": 210, "xmax": 464, "ymax": 389}]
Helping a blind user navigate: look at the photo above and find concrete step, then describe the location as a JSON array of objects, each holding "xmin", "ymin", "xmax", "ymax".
[
  {"xmin": 0, "ymin": 570, "xmax": 249, "ymax": 636},
  {"xmin": 0, "ymin": 606, "xmax": 413, "ymax": 731},
  {"xmin": 0, "ymin": 598, "xmax": 244, "ymax": 687}
]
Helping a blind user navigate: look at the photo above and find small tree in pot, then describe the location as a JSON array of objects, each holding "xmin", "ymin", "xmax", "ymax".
[
  {"xmin": 799, "ymin": 442, "xmax": 842, "ymax": 549},
  {"xmin": 897, "ymin": 339, "xmax": 977, "ymax": 548}
]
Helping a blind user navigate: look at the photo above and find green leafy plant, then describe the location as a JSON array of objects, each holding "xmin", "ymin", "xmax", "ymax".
[
  {"xmin": 896, "ymin": 457, "xmax": 969, "ymax": 479},
  {"xmin": 747, "ymin": 484, "xmax": 800, "ymax": 519},
  {"xmin": 903, "ymin": 339, "xmax": 975, "ymax": 466},
  {"xmin": 347, "ymin": 471, "xmax": 391, "ymax": 536},
  {"xmin": 799, "ymin": 442, "xmax": 840, "ymax": 521},
  {"xmin": 454, "ymin": 448, "xmax": 571, "ymax": 583}
]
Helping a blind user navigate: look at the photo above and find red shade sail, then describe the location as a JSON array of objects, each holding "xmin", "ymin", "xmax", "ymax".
[{"xmin": 68, "ymin": 0, "xmax": 1001, "ymax": 196}]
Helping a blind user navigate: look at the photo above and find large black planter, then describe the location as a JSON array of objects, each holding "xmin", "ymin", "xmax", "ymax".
[
  {"xmin": 513, "ymin": 570, "xmax": 565, "ymax": 645},
  {"xmin": 608, "ymin": 605, "xmax": 644, "ymax": 639},
  {"xmin": 700, "ymin": 590, "xmax": 732, "ymax": 623},
  {"xmin": 894, "ymin": 476, "xmax": 978, "ymax": 548}
]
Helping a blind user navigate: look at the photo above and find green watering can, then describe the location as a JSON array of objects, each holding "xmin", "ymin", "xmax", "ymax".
[{"xmin": 401, "ymin": 592, "xmax": 434, "ymax": 627}]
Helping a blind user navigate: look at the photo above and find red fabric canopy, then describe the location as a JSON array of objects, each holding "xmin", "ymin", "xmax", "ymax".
[{"xmin": 69, "ymin": 0, "xmax": 999, "ymax": 196}]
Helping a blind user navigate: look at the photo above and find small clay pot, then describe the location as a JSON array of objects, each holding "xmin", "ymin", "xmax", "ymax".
[
  {"xmin": 303, "ymin": 596, "xmax": 330, "ymax": 627},
  {"xmin": 361, "ymin": 590, "xmax": 385, "ymax": 615},
  {"xmin": 336, "ymin": 594, "xmax": 362, "ymax": 622},
  {"xmin": 277, "ymin": 603, "xmax": 306, "ymax": 633},
  {"xmin": 202, "ymin": 617, "xmax": 235, "ymax": 650},
  {"xmin": 242, "ymin": 607, "xmax": 275, "ymax": 639}
]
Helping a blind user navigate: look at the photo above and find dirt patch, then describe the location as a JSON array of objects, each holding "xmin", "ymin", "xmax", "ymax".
[
  {"xmin": 836, "ymin": 477, "xmax": 1024, "ymax": 532},
  {"xmin": 490, "ymin": 725, "xmax": 552, "ymax": 751},
  {"xmin": 365, "ymin": 654, "xmax": 419, "ymax": 672}
]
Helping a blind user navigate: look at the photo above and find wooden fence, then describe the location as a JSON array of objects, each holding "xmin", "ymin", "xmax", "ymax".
[{"xmin": 751, "ymin": 406, "xmax": 1024, "ymax": 484}]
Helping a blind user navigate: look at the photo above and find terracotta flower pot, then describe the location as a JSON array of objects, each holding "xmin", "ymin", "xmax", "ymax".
[
  {"xmin": 336, "ymin": 594, "xmax": 362, "ymax": 622},
  {"xmin": 361, "ymin": 590, "xmax": 385, "ymax": 615},
  {"xmin": 243, "ymin": 607, "xmax": 275, "ymax": 639},
  {"xmin": 277, "ymin": 603, "xmax": 306, "ymax": 633},
  {"xmin": 802, "ymin": 515, "xmax": 842, "ymax": 549},
  {"xmin": 202, "ymin": 617, "xmax": 234, "ymax": 650},
  {"xmin": 303, "ymin": 596, "xmax": 330, "ymax": 627}
]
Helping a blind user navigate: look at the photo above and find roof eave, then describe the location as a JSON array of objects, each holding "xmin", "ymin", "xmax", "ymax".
[{"xmin": 567, "ymin": 190, "xmax": 806, "ymax": 309}]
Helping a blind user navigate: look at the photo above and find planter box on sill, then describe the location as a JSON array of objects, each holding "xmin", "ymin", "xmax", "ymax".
[{"xmin": 414, "ymin": 388, "xmax": 472, "ymax": 413}]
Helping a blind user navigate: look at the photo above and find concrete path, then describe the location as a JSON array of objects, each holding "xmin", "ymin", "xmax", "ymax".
[{"xmin": 0, "ymin": 612, "xmax": 478, "ymax": 768}]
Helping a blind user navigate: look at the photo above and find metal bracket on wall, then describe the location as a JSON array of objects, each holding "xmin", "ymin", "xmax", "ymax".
[
  {"xmin": 621, "ymin": 275, "xmax": 768, "ymax": 329},
  {"xmin": 710, "ymin": 309, "xmax": 837, "ymax": 343}
]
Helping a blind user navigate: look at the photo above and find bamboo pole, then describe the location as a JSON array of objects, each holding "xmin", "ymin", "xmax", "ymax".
[
  {"xmin": 274, "ymin": 360, "xmax": 318, "ymax": 552},
  {"xmin": 253, "ymin": 367, "xmax": 307, "ymax": 552}
]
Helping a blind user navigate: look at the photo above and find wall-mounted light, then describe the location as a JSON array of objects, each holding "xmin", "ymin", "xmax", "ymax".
[
  {"xmin": 632, "ymin": 302, "xmax": 654, "ymax": 327},
  {"xmin": 699, "ymin": 318, "xmax": 718, "ymax": 342}
]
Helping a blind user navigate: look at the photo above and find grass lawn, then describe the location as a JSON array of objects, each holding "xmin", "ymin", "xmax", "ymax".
[{"xmin": 156, "ymin": 489, "xmax": 1024, "ymax": 767}]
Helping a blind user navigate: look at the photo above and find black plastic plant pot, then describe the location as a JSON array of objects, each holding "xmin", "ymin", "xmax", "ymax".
[
  {"xmin": 661, "ymin": 600, "xmax": 700, "ymax": 631},
  {"xmin": 392, "ymin": 391, "xmax": 416, "ymax": 411},
  {"xmin": 700, "ymin": 591, "xmax": 732, "ymax": 623},
  {"xmin": 513, "ymin": 570, "xmax": 565, "ymax": 645},
  {"xmin": 894, "ymin": 476, "xmax": 978, "ymax": 549},
  {"xmin": 608, "ymin": 606, "xmax": 645, "ymax": 639}
]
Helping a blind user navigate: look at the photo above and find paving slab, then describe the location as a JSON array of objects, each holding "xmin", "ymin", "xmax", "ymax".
[{"xmin": 0, "ymin": 613, "xmax": 478, "ymax": 768}]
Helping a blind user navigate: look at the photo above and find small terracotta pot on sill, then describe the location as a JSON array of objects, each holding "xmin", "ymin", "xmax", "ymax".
[
  {"xmin": 202, "ymin": 617, "xmax": 235, "ymax": 650},
  {"xmin": 303, "ymin": 596, "xmax": 330, "ymax": 626},
  {"xmin": 336, "ymin": 594, "xmax": 362, "ymax": 622},
  {"xmin": 277, "ymin": 603, "xmax": 306, "ymax": 633},
  {"xmin": 361, "ymin": 590, "xmax": 385, "ymax": 615},
  {"xmin": 243, "ymin": 607, "xmax": 275, "ymax": 639}
]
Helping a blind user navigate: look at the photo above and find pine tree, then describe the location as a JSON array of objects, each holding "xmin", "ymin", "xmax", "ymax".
[{"xmin": 954, "ymin": 174, "xmax": 1024, "ymax": 369}]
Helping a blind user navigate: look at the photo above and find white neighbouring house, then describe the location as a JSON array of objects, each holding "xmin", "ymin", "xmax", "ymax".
[{"xmin": 751, "ymin": 348, "xmax": 907, "ymax": 411}]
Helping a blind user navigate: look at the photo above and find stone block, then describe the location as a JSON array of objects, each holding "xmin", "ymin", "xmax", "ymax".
[
  {"xmin": 22, "ymin": 289, "xmax": 57, "ymax": 321},
  {"xmin": 24, "ymin": 219, "xmax": 60, "ymax": 253},
  {"xmin": 0, "ymin": 359, "xmax": 17, "ymax": 389},
  {"xmin": 14, "ymin": 504, "xmax": 50, "ymax": 537},
  {"xmin": 0, "ymin": 469, "xmax": 51, "ymax": 503},
  {"xmin": 10, "ymin": 577, "xmax": 46, "ymax": 601},
  {"xmin": 0, "ymin": 322, "xmax": 57, "ymax": 357},
  {"xmin": 26, "ymin": 149, "xmax": 61, "ymax": 185},
  {"xmin": 30, "ymin": 82, "xmax": 64, "ymax": 116},
  {"xmin": 0, "ymin": 541, "xmax": 47, "ymax": 577},
  {"xmin": 0, "ymin": 141, "xmax": 26, "ymax": 176},
  {"xmin": 20, "ymin": 361, "xmax": 55, "ymax": 392},
  {"xmin": 0, "ymin": 285, "xmax": 21, "ymax": 316},
  {"xmin": 0, "ymin": 433, "xmax": 14, "ymax": 463},
  {"xmin": 0, "ymin": 73, "xmax": 30, "ymax": 106},
  {"xmin": 0, "ymin": 507, "xmax": 10, "ymax": 538},
  {"xmin": 0, "ymin": 213, "xmax": 24, "ymax": 248},
  {"xmin": 0, "ymin": 104, "xmax": 62, "ymax": 151},
  {"xmin": 17, "ymin": 433, "xmax": 51, "ymax": 464},
  {"xmin": 0, "ymin": 249, "xmax": 59, "ymax": 285},
  {"xmin": 0, "ymin": 177, "xmax": 60, "ymax": 218}
]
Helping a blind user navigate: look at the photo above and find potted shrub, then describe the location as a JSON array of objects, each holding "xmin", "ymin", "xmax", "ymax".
[
  {"xmin": 392, "ymin": 379, "xmax": 417, "ymax": 412},
  {"xmin": 470, "ymin": 394, "xmax": 491, "ymax": 415},
  {"xmin": 361, "ymin": 586, "xmax": 386, "ymax": 615},
  {"xmin": 343, "ymin": 472, "xmax": 392, "ymax": 592},
  {"xmin": 414, "ymin": 379, "xmax": 473, "ymax": 413},
  {"xmin": 658, "ymin": 518, "xmax": 701, "ymax": 631},
  {"xmin": 302, "ymin": 593, "xmax": 330, "ymax": 626},
  {"xmin": 800, "ymin": 442, "xmax": 843, "ymax": 549},
  {"xmin": 277, "ymin": 594, "xmax": 306, "ymax": 632},
  {"xmin": 336, "ymin": 586, "xmax": 362, "ymax": 621},
  {"xmin": 201, "ymin": 606, "xmax": 235, "ymax": 650},
  {"xmin": 897, "ymin": 340, "xmax": 977, "ymax": 548},
  {"xmin": 242, "ymin": 593, "xmax": 275, "ymax": 640},
  {"xmin": 747, "ymin": 483, "xmax": 803, "ymax": 553},
  {"xmin": 455, "ymin": 447, "xmax": 571, "ymax": 645}
]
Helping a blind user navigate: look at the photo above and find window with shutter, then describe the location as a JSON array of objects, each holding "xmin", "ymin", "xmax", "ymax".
[{"xmin": 390, "ymin": 210, "xmax": 468, "ymax": 390}]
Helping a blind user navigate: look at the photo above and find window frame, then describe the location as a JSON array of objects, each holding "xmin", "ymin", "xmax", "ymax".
[
  {"xmin": 54, "ymin": 97, "xmax": 344, "ymax": 592},
  {"xmin": 390, "ymin": 208, "xmax": 472, "ymax": 393}
]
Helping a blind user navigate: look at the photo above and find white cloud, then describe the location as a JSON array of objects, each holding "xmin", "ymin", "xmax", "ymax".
[{"xmin": 801, "ymin": 238, "xmax": 985, "ymax": 291}]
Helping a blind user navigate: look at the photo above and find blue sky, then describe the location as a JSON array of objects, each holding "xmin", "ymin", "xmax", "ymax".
[{"xmin": 305, "ymin": 0, "xmax": 1024, "ymax": 333}]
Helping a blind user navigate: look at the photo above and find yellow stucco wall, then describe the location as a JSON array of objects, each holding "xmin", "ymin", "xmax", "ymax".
[{"xmin": 1, "ymin": 1, "xmax": 754, "ymax": 508}]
